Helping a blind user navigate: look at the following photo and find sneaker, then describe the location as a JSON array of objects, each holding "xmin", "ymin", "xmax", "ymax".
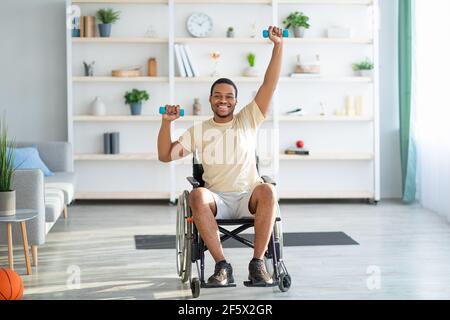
[
  {"xmin": 248, "ymin": 258, "xmax": 273, "ymax": 285},
  {"xmin": 207, "ymin": 260, "xmax": 234, "ymax": 286}
]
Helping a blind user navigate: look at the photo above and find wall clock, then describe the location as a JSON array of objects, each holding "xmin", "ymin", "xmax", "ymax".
[{"xmin": 186, "ymin": 12, "xmax": 213, "ymax": 38}]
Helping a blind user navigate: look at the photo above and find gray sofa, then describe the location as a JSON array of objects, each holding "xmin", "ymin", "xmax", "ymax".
[{"xmin": 0, "ymin": 141, "xmax": 76, "ymax": 267}]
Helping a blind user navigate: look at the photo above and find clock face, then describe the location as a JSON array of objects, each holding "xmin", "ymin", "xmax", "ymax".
[{"xmin": 186, "ymin": 12, "xmax": 213, "ymax": 38}]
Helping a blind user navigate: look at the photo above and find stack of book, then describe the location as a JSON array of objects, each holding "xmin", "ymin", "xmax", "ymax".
[
  {"xmin": 174, "ymin": 44, "xmax": 199, "ymax": 77},
  {"xmin": 72, "ymin": 16, "xmax": 96, "ymax": 37},
  {"xmin": 285, "ymin": 147, "xmax": 310, "ymax": 155}
]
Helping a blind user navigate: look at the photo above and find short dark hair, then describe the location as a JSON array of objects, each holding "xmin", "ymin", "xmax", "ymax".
[{"xmin": 210, "ymin": 78, "xmax": 238, "ymax": 98}]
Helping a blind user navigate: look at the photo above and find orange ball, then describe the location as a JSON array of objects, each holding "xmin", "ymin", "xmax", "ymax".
[{"xmin": 0, "ymin": 268, "xmax": 24, "ymax": 300}]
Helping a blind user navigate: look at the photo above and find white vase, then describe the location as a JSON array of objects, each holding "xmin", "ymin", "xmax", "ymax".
[
  {"xmin": 359, "ymin": 70, "xmax": 373, "ymax": 78},
  {"xmin": 244, "ymin": 66, "xmax": 260, "ymax": 77},
  {"xmin": 91, "ymin": 96, "xmax": 106, "ymax": 116}
]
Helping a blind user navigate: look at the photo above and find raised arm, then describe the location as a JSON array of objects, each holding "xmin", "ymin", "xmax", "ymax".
[
  {"xmin": 157, "ymin": 105, "xmax": 191, "ymax": 162},
  {"xmin": 255, "ymin": 26, "xmax": 284, "ymax": 116}
]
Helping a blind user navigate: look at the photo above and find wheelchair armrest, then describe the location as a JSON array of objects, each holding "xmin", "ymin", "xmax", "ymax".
[
  {"xmin": 187, "ymin": 176, "xmax": 201, "ymax": 188},
  {"xmin": 261, "ymin": 175, "xmax": 276, "ymax": 186}
]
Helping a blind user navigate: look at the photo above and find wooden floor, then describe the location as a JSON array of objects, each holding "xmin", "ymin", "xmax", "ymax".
[{"xmin": 1, "ymin": 199, "xmax": 450, "ymax": 300}]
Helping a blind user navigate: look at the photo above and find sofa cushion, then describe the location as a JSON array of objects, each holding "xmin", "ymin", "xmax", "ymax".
[
  {"xmin": 44, "ymin": 172, "xmax": 76, "ymax": 204},
  {"xmin": 45, "ymin": 183, "xmax": 74, "ymax": 205},
  {"xmin": 9, "ymin": 146, "xmax": 54, "ymax": 176},
  {"xmin": 45, "ymin": 189, "xmax": 64, "ymax": 222},
  {"xmin": 44, "ymin": 172, "xmax": 76, "ymax": 185}
]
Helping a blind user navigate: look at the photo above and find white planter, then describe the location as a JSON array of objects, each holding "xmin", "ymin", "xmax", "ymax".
[
  {"xmin": 243, "ymin": 66, "xmax": 260, "ymax": 77},
  {"xmin": 91, "ymin": 96, "xmax": 106, "ymax": 116},
  {"xmin": 293, "ymin": 27, "xmax": 305, "ymax": 38},
  {"xmin": 0, "ymin": 190, "xmax": 16, "ymax": 217},
  {"xmin": 359, "ymin": 70, "xmax": 373, "ymax": 78}
]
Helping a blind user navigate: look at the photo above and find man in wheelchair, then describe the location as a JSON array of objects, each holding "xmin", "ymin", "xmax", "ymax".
[{"xmin": 158, "ymin": 26, "xmax": 284, "ymax": 287}]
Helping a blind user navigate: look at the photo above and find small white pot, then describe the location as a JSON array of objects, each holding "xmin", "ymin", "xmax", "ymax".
[
  {"xmin": 359, "ymin": 70, "xmax": 373, "ymax": 78},
  {"xmin": 244, "ymin": 66, "xmax": 260, "ymax": 77},
  {"xmin": 91, "ymin": 96, "xmax": 106, "ymax": 116},
  {"xmin": 0, "ymin": 190, "xmax": 16, "ymax": 217}
]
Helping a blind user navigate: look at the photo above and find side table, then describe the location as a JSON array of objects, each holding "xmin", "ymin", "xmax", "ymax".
[{"xmin": 0, "ymin": 209, "xmax": 38, "ymax": 275}]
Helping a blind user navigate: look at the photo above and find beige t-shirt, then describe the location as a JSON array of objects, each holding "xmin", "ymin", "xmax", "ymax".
[{"xmin": 178, "ymin": 100, "xmax": 266, "ymax": 193}]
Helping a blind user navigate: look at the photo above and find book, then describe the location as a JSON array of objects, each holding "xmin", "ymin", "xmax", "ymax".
[
  {"xmin": 285, "ymin": 148, "xmax": 310, "ymax": 155},
  {"xmin": 174, "ymin": 44, "xmax": 187, "ymax": 77},
  {"xmin": 179, "ymin": 44, "xmax": 194, "ymax": 77},
  {"xmin": 80, "ymin": 16, "xmax": 85, "ymax": 37},
  {"xmin": 84, "ymin": 16, "xmax": 96, "ymax": 38},
  {"xmin": 183, "ymin": 44, "xmax": 199, "ymax": 77}
]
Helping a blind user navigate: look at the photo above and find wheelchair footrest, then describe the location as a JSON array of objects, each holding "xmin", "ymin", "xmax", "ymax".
[
  {"xmin": 201, "ymin": 282, "xmax": 237, "ymax": 289},
  {"xmin": 243, "ymin": 280, "xmax": 278, "ymax": 288}
]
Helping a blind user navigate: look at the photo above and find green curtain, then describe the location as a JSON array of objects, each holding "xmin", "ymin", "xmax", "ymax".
[{"xmin": 398, "ymin": 0, "xmax": 416, "ymax": 203}]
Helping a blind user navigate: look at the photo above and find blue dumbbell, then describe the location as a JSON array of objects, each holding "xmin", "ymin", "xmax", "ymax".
[
  {"xmin": 263, "ymin": 29, "xmax": 289, "ymax": 38},
  {"xmin": 159, "ymin": 106, "xmax": 185, "ymax": 117}
]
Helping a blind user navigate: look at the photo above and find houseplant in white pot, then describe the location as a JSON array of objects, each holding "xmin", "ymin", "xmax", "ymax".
[
  {"xmin": 96, "ymin": 8, "xmax": 120, "ymax": 37},
  {"xmin": 243, "ymin": 53, "xmax": 260, "ymax": 77},
  {"xmin": 124, "ymin": 89, "xmax": 149, "ymax": 115},
  {"xmin": 0, "ymin": 117, "xmax": 16, "ymax": 217},
  {"xmin": 283, "ymin": 11, "xmax": 310, "ymax": 38},
  {"xmin": 352, "ymin": 58, "xmax": 374, "ymax": 78}
]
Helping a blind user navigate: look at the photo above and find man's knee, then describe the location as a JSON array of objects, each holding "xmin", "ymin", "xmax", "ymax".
[
  {"xmin": 254, "ymin": 183, "xmax": 277, "ymax": 203},
  {"xmin": 189, "ymin": 188, "xmax": 210, "ymax": 209}
]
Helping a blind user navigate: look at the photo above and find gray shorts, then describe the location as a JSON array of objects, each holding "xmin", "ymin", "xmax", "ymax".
[{"xmin": 211, "ymin": 190, "xmax": 255, "ymax": 220}]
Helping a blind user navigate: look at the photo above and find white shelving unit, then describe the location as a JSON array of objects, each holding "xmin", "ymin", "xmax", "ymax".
[{"xmin": 66, "ymin": 0, "xmax": 380, "ymax": 202}]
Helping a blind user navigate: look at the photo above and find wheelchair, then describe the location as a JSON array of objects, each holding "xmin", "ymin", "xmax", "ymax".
[{"xmin": 175, "ymin": 155, "xmax": 291, "ymax": 298}]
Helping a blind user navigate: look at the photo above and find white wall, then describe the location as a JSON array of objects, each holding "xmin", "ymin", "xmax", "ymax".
[
  {"xmin": 0, "ymin": 0, "xmax": 67, "ymax": 142},
  {"xmin": 0, "ymin": 0, "xmax": 401, "ymax": 198}
]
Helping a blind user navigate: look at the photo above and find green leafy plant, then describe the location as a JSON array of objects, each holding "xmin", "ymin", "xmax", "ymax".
[
  {"xmin": 352, "ymin": 58, "xmax": 374, "ymax": 71},
  {"xmin": 227, "ymin": 27, "xmax": 234, "ymax": 32},
  {"xmin": 124, "ymin": 89, "xmax": 150, "ymax": 105},
  {"xmin": 283, "ymin": 11, "xmax": 310, "ymax": 29},
  {"xmin": 247, "ymin": 53, "xmax": 255, "ymax": 67},
  {"xmin": 96, "ymin": 8, "xmax": 121, "ymax": 24},
  {"xmin": 0, "ymin": 116, "xmax": 15, "ymax": 192}
]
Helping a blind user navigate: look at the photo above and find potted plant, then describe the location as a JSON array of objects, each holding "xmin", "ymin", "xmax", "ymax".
[
  {"xmin": 226, "ymin": 27, "xmax": 234, "ymax": 38},
  {"xmin": 283, "ymin": 11, "xmax": 310, "ymax": 38},
  {"xmin": 124, "ymin": 89, "xmax": 149, "ymax": 115},
  {"xmin": 352, "ymin": 58, "xmax": 374, "ymax": 77},
  {"xmin": 0, "ymin": 117, "xmax": 16, "ymax": 217},
  {"xmin": 243, "ymin": 53, "xmax": 260, "ymax": 77},
  {"xmin": 96, "ymin": 8, "xmax": 120, "ymax": 37}
]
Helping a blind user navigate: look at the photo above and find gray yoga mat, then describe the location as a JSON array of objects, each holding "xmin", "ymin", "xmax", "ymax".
[{"xmin": 134, "ymin": 232, "xmax": 358, "ymax": 250}]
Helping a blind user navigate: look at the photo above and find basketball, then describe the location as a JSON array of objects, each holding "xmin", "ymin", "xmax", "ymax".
[{"xmin": 0, "ymin": 268, "xmax": 24, "ymax": 300}]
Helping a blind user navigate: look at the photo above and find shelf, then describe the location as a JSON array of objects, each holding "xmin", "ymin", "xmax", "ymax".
[
  {"xmin": 73, "ymin": 0, "xmax": 168, "ymax": 3},
  {"xmin": 72, "ymin": 37, "xmax": 168, "ymax": 44},
  {"xmin": 73, "ymin": 76, "xmax": 168, "ymax": 82},
  {"xmin": 279, "ymin": 153, "xmax": 374, "ymax": 160},
  {"xmin": 72, "ymin": 0, "xmax": 373, "ymax": 5},
  {"xmin": 176, "ymin": 0, "xmax": 270, "ymax": 3},
  {"xmin": 175, "ymin": 76, "xmax": 372, "ymax": 83},
  {"xmin": 176, "ymin": 0, "xmax": 371, "ymax": 3},
  {"xmin": 74, "ymin": 153, "xmax": 158, "ymax": 160},
  {"xmin": 73, "ymin": 115, "xmax": 372, "ymax": 122},
  {"xmin": 278, "ymin": 115, "xmax": 373, "ymax": 122},
  {"xmin": 68, "ymin": 0, "xmax": 380, "ymax": 201},
  {"xmin": 277, "ymin": 0, "xmax": 372, "ymax": 5},
  {"xmin": 73, "ymin": 115, "xmax": 212, "ymax": 122},
  {"xmin": 75, "ymin": 192, "xmax": 170, "ymax": 199},
  {"xmin": 278, "ymin": 191, "xmax": 374, "ymax": 199},
  {"xmin": 175, "ymin": 37, "xmax": 372, "ymax": 44},
  {"xmin": 72, "ymin": 76, "xmax": 370, "ymax": 83}
]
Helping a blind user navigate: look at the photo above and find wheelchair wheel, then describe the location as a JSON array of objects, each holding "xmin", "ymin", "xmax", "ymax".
[
  {"xmin": 176, "ymin": 194, "xmax": 185, "ymax": 277},
  {"xmin": 176, "ymin": 191, "xmax": 193, "ymax": 283},
  {"xmin": 278, "ymin": 273, "xmax": 291, "ymax": 292},
  {"xmin": 191, "ymin": 277, "xmax": 201, "ymax": 298}
]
